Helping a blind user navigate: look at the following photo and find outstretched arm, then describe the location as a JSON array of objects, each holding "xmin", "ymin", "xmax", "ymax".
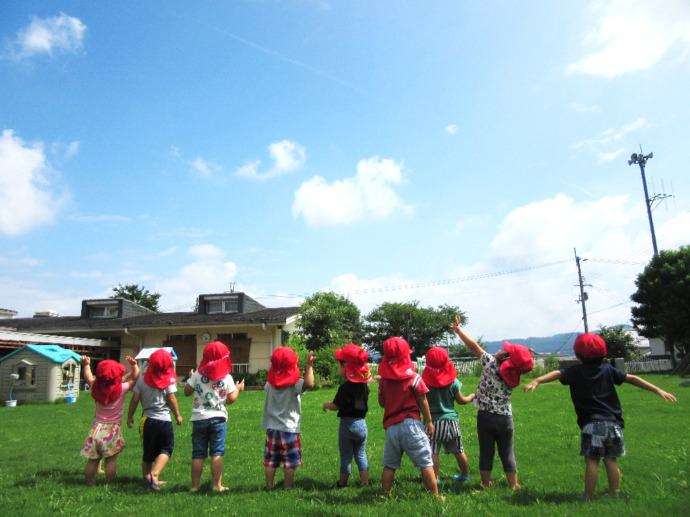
[
  {"xmin": 524, "ymin": 370, "xmax": 562, "ymax": 392},
  {"xmin": 625, "ymin": 374, "xmax": 676, "ymax": 401},
  {"xmin": 450, "ymin": 316, "xmax": 484, "ymax": 360},
  {"xmin": 455, "ymin": 390, "xmax": 475, "ymax": 405}
]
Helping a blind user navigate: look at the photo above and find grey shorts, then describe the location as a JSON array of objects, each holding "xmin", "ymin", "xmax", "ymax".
[
  {"xmin": 580, "ymin": 420, "xmax": 626, "ymax": 459},
  {"xmin": 382, "ymin": 418, "xmax": 433, "ymax": 469}
]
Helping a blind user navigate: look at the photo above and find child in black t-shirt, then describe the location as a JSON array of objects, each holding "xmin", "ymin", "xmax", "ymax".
[
  {"xmin": 322, "ymin": 344, "xmax": 372, "ymax": 488},
  {"xmin": 525, "ymin": 333, "xmax": 676, "ymax": 500}
]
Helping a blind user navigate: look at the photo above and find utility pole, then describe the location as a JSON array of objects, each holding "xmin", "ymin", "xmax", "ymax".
[
  {"xmin": 628, "ymin": 147, "xmax": 670, "ymax": 257},
  {"xmin": 574, "ymin": 248, "xmax": 590, "ymax": 333}
]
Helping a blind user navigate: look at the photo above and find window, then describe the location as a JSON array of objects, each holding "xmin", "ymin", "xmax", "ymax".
[
  {"xmin": 62, "ymin": 363, "xmax": 75, "ymax": 386},
  {"xmin": 89, "ymin": 305, "xmax": 119, "ymax": 318},
  {"xmin": 14, "ymin": 361, "xmax": 36, "ymax": 388},
  {"xmin": 206, "ymin": 297, "xmax": 239, "ymax": 314}
]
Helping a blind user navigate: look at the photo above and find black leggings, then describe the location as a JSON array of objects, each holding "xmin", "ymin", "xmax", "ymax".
[{"xmin": 476, "ymin": 410, "xmax": 516, "ymax": 473}]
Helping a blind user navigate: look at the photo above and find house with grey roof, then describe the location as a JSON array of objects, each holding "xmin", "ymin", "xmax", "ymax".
[{"xmin": 6, "ymin": 292, "xmax": 300, "ymax": 380}]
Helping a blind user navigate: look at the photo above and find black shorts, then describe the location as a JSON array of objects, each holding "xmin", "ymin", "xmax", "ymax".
[{"xmin": 140, "ymin": 416, "xmax": 175, "ymax": 462}]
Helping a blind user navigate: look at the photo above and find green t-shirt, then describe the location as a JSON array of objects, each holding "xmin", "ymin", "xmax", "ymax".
[{"xmin": 427, "ymin": 378, "xmax": 462, "ymax": 422}]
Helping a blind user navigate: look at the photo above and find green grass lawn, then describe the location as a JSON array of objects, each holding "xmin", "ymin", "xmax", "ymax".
[{"xmin": 0, "ymin": 374, "xmax": 688, "ymax": 516}]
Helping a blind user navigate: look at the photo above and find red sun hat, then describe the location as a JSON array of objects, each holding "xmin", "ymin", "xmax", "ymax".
[
  {"xmin": 144, "ymin": 349, "xmax": 178, "ymax": 389},
  {"xmin": 499, "ymin": 342, "xmax": 534, "ymax": 388},
  {"xmin": 378, "ymin": 337, "xmax": 416, "ymax": 380},
  {"xmin": 91, "ymin": 360, "xmax": 127, "ymax": 404},
  {"xmin": 334, "ymin": 343, "xmax": 372, "ymax": 383},
  {"xmin": 573, "ymin": 333, "xmax": 607, "ymax": 358},
  {"xmin": 267, "ymin": 346, "xmax": 301, "ymax": 389},
  {"xmin": 198, "ymin": 341, "xmax": 232, "ymax": 381},
  {"xmin": 422, "ymin": 346, "xmax": 457, "ymax": 388}
]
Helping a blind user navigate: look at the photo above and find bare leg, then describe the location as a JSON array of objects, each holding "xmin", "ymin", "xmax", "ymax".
[
  {"xmin": 284, "ymin": 467, "xmax": 295, "ymax": 489},
  {"xmin": 103, "ymin": 454, "xmax": 118, "ymax": 484},
  {"xmin": 382, "ymin": 466, "xmax": 396, "ymax": 497},
  {"xmin": 210, "ymin": 455, "xmax": 225, "ymax": 490},
  {"xmin": 191, "ymin": 458, "xmax": 204, "ymax": 489},
  {"xmin": 432, "ymin": 453, "xmax": 441, "ymax": 480},
  {"xmin": 454, "ymin": 452, "xmax": 469, "ymax": 477},
  {"xmin": 584, "ymin": 457, "xmax": 600, "ymax": 499},
  {"xmin": 151, "ymin": 454, "xmax": 170, "ymax": 485},
  {"xmin": 506, "ymin": 471, "xmax": 520, "ymax": 489},
  {"xmin": 85, "ymin": 459, "xmax": 100, "ymax": 486},
  {"xmin": 421, "ymin": 466, "xmax": 443, "ymax": 498},
  {"xmin": 480, "ymin": 469, "xmax": 492, "ymax": 487},
  {"xmin": 603, "ymin": 457, "xmax": 620, "ymax": 497},
  {"xmin": 359, "ymin": 470, "xmax": 369, "ymax": 486},
  {"xmin": 265, "ymin": 466, "xmax": 277, "ymax": 490}
]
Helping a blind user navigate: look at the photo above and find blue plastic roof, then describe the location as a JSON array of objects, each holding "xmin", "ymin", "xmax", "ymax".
[{"xmin": 0, "ymin": 344, "xmax": 81, "ymax": 364}]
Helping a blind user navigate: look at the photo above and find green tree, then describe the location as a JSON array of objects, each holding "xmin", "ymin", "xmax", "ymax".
[
  {"xmin": 110, "ymin": 283, "xmax": 161, "ymax": 312},
  {"xmin": 297, "ymin": 292, "xmax": 363, "ymax": 351},
  {"xmin": 597, "ymin": 325, "xmax": 641, "ymax": 361},
  {"xmin": 630, "ymin": 245, "xmax": 690, "ymax": 358},
  {"xmin": 362, "ymin": 301, "xmax": 465, "ymax": 359}
]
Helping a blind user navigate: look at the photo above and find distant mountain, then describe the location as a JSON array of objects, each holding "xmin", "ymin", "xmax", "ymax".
[{"xmin": 485, "ymin": 332, "xmax": 579, "ymax": 355}]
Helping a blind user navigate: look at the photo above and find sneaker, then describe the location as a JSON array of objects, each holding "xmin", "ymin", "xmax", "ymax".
[
  {"xmin": 577, "ymin": 495, "xmax": 592, "ymax": 502},
  {"xmin": 453, "ymin": 475, "xmax": 471, "ymax": 482}
]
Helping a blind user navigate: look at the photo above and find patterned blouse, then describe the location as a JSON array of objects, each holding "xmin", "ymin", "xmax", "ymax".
[{"xmin": 472, "ymin": 352, "xmax": 513, "ymax": 416}]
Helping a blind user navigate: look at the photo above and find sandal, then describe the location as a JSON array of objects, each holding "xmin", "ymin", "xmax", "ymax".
[
  {"xmin": 479, "ymin": 480, "xmax": 494, "ymax": 488},
  {"xmin": 144, "ymin": 473, "xmax": 160, "ymax": 491}
]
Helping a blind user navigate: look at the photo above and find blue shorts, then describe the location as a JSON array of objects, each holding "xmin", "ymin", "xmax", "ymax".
[
  {"xmin": 580, "ymin": 420, "xmax": 626, "ymax": 459},
  {"xmin": 264, "ymin": 429, "xmax": 303, "ymax": 469},
  {"xmin": 191, "ymin": 417, "xmax": 226, "ymax": 459},
  {"xmin": 382, "ymin": 418, "xmax": 433, "ymax": 469}
]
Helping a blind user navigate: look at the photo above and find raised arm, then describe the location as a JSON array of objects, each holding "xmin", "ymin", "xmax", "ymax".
[
  {"xmin": 303, "ymin": 351, "xmax": 315, "ymax": 391},
  {"xmin": 450, "ymin": 316, "xmax": 484, "ymax": 360},
  {"xmin": 124, "ymin": 356, "xmax": 140, "ymax": 388},
  {"xmin": 81, "ymin": 356, "xmax": 95, "ymax": 385},
  {"xmin": 625, "ymin": 374, "xmax": 676, "ymax": 401},
  {"xmin": 226, "ymin": 379, "xmax": 245, "ymax": 405}
]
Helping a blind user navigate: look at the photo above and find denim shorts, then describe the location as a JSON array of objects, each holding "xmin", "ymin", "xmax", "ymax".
[
  {"xmin": 382, "ymin": 418, "xmax": 433, "ymax": 469},
  {"xmin": 580, "ymin": 420, "xmax": 626, "ymax": 459},
  {"xmin": 191, "ymin": 417, "xmax": 227, "ymax": 459}
]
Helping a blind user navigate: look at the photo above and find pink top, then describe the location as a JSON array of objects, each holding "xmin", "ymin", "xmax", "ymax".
[{"xmin": 93, "ymin": 383, "xmax": 130, "ymax": 424}]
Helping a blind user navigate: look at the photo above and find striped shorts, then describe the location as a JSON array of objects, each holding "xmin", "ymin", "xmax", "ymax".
[{"xmin": 429, "ymin": 419, "xmax": 464, "ymax": 455}]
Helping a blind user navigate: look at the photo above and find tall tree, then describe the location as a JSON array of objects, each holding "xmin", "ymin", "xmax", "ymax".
[
  {"xmin": 630, "ymin": 245, "xmax": 690, "ymax": 358},
  {"xmin": 362, "ymin": 301, "xmax": 465, "ymax": 359},
  {"xmin": 297, "ymin": 292, "xmax": 362, "ymax": 351},
  {"xmin": 110, "ymin": 283, "xmax": 161, "ymax": 312},
  {"xmin": 597, "ymin": 325, "xmax": 642, "ymax": 361}
]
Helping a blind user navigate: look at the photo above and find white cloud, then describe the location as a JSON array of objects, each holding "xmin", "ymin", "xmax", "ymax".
[
  {"xmin": 190, "ymin": 156, "xmax": 220, "ymax": 179},
  {"xmin": 292, "ymin": 156, "xmax": 414, "ymax": 226},
  {"xmin": 0, "ymin": 130, "xmax": 68, "ymax": 236},
  {"xmin": 445, "ymin": 124, "xmax": 458, "ymax": 135},
  {"xmin": 568, "ymin": 0, "xmax": 690, "ymax": 78},
  {"xmin": 570, "ymin": 118, "xmax": 649, "ymax": 157},
  {"xmin": 155, "ymin": 245, "xmax": 237, "ymax": 309},
  {"xmin": 4, "ymin": 13, "xmax": 87, "ymax": 60},
  {"xmin": 328, "ymin": 194, "xmax": 668, "ymax": 341},
  {"xmin": 236, "ymin": 140, "xmax": 306, "ymax": 180}
]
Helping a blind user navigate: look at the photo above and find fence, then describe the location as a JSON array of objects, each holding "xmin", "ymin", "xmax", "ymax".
[{"xmin": 624, "ymin": 358, "xmax": 672, "ymax": 373}]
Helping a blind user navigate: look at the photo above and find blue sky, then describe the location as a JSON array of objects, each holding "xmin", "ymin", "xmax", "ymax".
[{"xmin": 1, "ymin": 1, "xmax": 689, "ymax": 341}]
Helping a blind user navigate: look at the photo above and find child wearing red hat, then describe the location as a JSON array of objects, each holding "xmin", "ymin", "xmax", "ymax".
[
  {"xmin": 422, "ymin": 346, "xmax": 475, "ymax": 484},
  {"xmin": 126, "ymin": 348, "xmax": 183, "ymax": 490},
  {"xmin": 262, "ymin": 346, "xmax": 315, "ymax": 490},
  {"xmin": 322, "ymin": 343, "xmax": 372, "ymax": 488},
  {"xmin": 80, "ymin": 355, "xmax": 140, "ymax": 486},
  {"xmin": 450, "ymin": 316, "xmax": 533, "ymax": 490},
  {"xmin": 377, "ymin": 337, "xmax": 443, "ymax": 499},
  {"xmin": 183, "ymin": 341, "xmax": 245, "ymax": 493},
  {"xmin": 525, "ymin": 332, "xmax": 676, "ymax": 500}
]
